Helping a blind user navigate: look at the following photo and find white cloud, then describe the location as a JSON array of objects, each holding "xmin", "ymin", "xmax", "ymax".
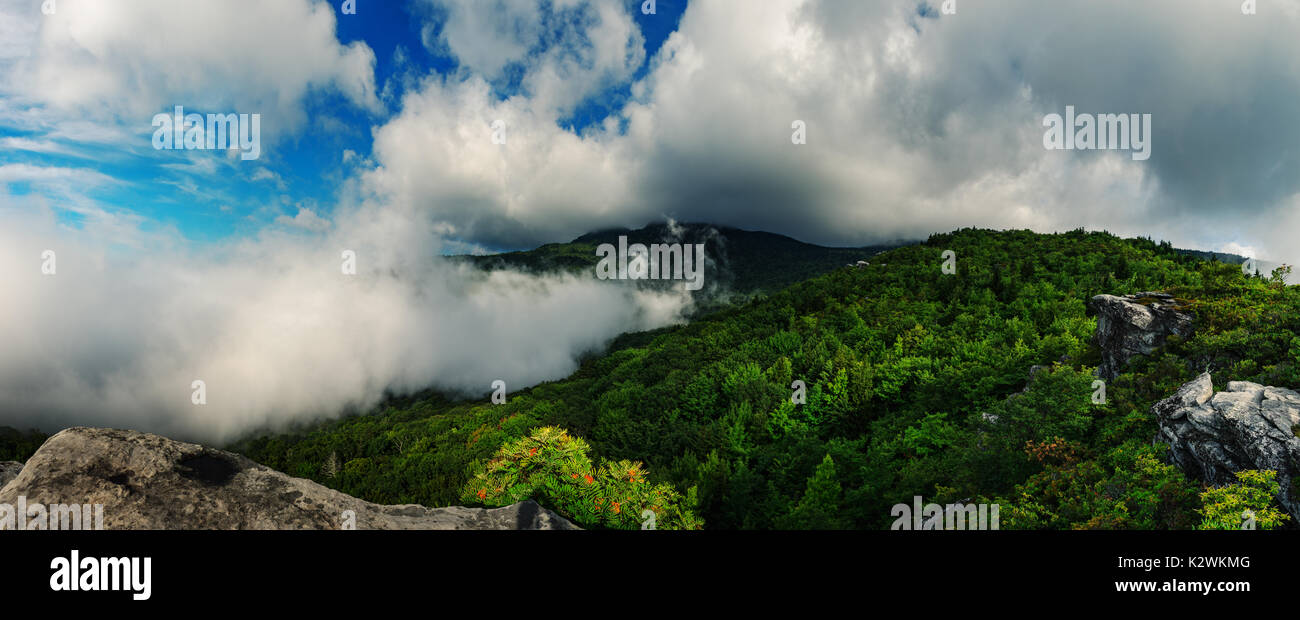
[
  {"xmin": 276, "ymin": 206, "xmax": 331, "ymax": 232},
  {"xmin": 364, "ymin": 0, "xmax": 1300, "ymax": 268},
  {"xmin": 420, "ymin": 0, "xmax": 644, "ymax": 116},
  {"xmin": 251, "ymin": 167, "xmax": 288, "ymax": 191},
  {"xmin": 0, "ymin": 0, "xmax": 38, "ymax": 62},
  {"xmin": 0, "ymin": 136, "xmax": 73, "ymax": 156},
  {"xmin": 361, "ymin": 75, "xmax": 638, "ymax": 247},
  {"xmin": 1, "ymin": 0, "xmax": 380, "ymax": 142},
  {"xmin": 422, "ymin": 0, "xmax": 542, "ymax": 79},
  {"xmin": 0, "ymin": 198, "xmax": 692, "ymax": 442},
  {"xmin": 0, "ymin": 162, "xmax": 118, "ymax": 187}
]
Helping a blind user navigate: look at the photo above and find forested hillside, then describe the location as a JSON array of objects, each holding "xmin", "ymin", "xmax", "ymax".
[
  {"xmin": 0, "ymin": 427, "xmax": 47, "ymax": 463},
  {"xmin": 452, "ymin": 222, "xmax": 907, "ymax": 314},
  {"xmin": 230, "ymin": 228, "xmax": 1300, "ymax": 529}
]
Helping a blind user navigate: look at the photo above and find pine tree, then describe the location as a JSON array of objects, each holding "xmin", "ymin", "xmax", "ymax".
[{"xmin": 779, "ymin": 454, "xmax": 846, "ymax": 529}]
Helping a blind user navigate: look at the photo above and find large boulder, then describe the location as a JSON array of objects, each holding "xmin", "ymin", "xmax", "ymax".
[
  {"xmin": 0, "ymin": 427, "xmax": 577, "ymax": 530},
  {"xmin": 1090, "ymin": 292, "xmax": 1193, "ymax": 380},
  {"xmin": 1153, "ymin": 373, "xmax": 1300, "ymax": 520}
]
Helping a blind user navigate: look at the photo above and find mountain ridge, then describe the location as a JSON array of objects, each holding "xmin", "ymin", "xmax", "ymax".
[{"xmin": 454, "ymin": 221, "xmax": 913, "ymax": 307}]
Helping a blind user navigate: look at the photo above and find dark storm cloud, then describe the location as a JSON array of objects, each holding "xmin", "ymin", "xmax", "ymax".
[{"xmin": 368, "ymin": 0, "xmax": 1300, "ymax": 259}]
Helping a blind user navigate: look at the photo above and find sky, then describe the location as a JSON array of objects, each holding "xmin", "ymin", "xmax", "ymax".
[
  {"xmin": 2, "ymin": 0, "xmax": 1299, "ymax": 441},
  {"xmin": 0, "ymin": 0, "xmax": 688, "ymax": 248}
]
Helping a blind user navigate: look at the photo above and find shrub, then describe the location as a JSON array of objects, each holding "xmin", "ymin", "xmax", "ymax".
[
  {"xmin": 461, "ymin": 427, "xmax": 703, "ymax": 530},
  {"xmin": 1197, "ymin": 470, "xmax": 1290, "ymax": 530}
]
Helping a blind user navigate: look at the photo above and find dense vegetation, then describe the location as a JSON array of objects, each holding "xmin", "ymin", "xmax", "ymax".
[
  {"xmin": 1197, "ymin": 470, "xmax": 1289, "ymax": 530},
  {"xmin": 226, "ymin": 227, "xmax": 1297, "ymax": 529},
  {"xmin": 0, "ymin": 427, "xmax": 47, "ymax": 462}
]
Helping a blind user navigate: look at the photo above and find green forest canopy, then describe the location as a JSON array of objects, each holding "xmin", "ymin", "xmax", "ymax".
[{"xmin": 206, "ymin": 229, "xmax": 1300, "ymax": 528}]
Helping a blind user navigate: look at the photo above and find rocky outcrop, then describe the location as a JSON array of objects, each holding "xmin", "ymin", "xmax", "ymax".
[
  {"xmin": 0, "ymin": 461, "xmax": 21, "ymax": 489},
  {"xmin": 1154, "ymin": 373, "xmax": 1300, "ymax": 520},
  {"xmin": 1090, "ymin": 292, "xmax": 1193, "ymax": 380},
  {"xmin": 0, "ymin": 427, "xmax": 577, "ymax": 530}
]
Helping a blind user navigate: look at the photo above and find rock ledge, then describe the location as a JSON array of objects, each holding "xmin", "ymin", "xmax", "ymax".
[
  {"xmin": 0, "ymin": 427, "xmax": 577, "ymax": 530},
  {"xmin": 1154, "ymin": 373, "xmax": 1300, "ymax": 520},
  {"xmin": 1090, "ymin": 292, "xmax": 1193, "ymax": 380}
]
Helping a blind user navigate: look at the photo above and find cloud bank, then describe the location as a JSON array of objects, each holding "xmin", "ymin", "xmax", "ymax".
[
  {"xmin": 0, "ymin": 0, "xmax": 694, "ymax": 441},
  {"xmin": 368, "ymin": 0, "xmax": 1300, "ymax": 263},
  {"xmin": 0, "ymin": 197, "xmax": 690, "ymax": 442}
]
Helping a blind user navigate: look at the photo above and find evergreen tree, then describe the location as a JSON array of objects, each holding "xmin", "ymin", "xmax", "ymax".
[{"xmin": 779, "ymin": 454, "xmax": 846, "ymax": 530}]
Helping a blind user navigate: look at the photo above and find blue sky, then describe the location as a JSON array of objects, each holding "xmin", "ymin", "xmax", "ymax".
[{"xmin": 0, "ymin": 0, "xmax": 687, "ymax": 247}]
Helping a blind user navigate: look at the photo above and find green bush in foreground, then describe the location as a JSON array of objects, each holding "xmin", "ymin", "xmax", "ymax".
[
  {"xmin": 1197, "ymin": 470, "xmax": 1290, "ymax": 530},
  {"xmin": 461, "ymin": 427, "xmax": 703, "ymax": 530}
]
